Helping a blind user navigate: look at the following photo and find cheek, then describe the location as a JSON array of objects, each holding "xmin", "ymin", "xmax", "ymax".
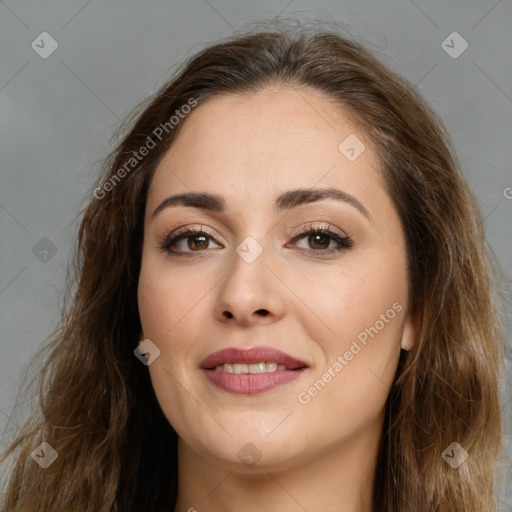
[
  {"xmin": 296, "ymin": 297, "xmax": 404, "ymax": 440},
  {"xmin": 295, "ymin": 253, "xmax": 407, "ymax": 406},
  {"xmin": 296, "ymin": 252, "xmax": 407, "ymax": 347},
  {"xmin": 137, "ymin": 260, "xmax": 211, "ymax": 432},
  {"xmin": 137, "ymin": 254, "xmax": 211, "ymax": 342}
]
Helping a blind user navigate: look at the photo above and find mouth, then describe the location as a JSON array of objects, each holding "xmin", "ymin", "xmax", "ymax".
[
  {"xmin": 200, "ymin": 346, "xmax": 309, "ymax": 395},
  {"xmin": 212, "ymin": 361, "xmax": 298, "ymax": 373}
]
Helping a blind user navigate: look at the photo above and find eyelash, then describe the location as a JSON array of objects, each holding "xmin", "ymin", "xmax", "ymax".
[{"xmin": 159, "ymin": 224, "xmax": 354, "ymax": 257}]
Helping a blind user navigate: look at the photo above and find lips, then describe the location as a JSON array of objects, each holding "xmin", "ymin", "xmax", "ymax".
[
  {"xmin": 200, "ymin": 346, "xmax": 308, "ymax": 370},
  {"xmin": 200, "ymin": 346, "xmax": 309, "ymax": 395}
]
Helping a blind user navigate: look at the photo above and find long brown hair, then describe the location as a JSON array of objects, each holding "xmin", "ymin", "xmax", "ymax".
[{"xmin": 1, "ymin": 20, "xmax": 506, "ymax": 511}]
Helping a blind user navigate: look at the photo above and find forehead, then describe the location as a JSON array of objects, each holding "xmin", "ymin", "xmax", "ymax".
[{"xmin": 148, "ymin": 85, "xmax": 382, "ymax": 197}]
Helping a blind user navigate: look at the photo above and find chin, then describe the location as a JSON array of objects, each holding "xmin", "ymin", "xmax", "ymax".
[{"xmin": 184, "ymin": 426, "xmax": 309, "ymax": 473}]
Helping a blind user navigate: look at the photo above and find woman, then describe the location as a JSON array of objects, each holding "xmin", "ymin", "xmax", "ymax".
[{"xmin": 1, "ymin": 21, "xmax": 506, "ymax": 511}]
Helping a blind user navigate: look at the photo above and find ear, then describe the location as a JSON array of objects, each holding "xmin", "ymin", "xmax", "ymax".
[{"xmin": 400, "ymin": 306, "xmax": 419, "ymax": 351}]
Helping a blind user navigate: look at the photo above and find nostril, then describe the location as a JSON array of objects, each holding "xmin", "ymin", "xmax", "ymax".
[
  {"xmin": 256, "ymin": 309, "xmax": 269, "ymax": 316},
  {"xmin": 223, "ymin": 311, "xmax": 233, "ymax": 319}
]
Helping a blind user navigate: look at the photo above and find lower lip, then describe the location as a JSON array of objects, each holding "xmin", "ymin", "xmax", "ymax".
[{"xmin": 202, "ymin": 368, "xmax": 306, "ymax": 395}]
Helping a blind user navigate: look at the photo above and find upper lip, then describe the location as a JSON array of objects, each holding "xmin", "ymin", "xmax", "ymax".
[{"xmin": 200, "ymin": 346, "xmax": 309, "ymax": 370}]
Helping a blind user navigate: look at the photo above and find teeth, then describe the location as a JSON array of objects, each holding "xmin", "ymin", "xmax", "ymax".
[
  {"xmin": 249, "ymin": 362, "xmax": 266, "ymax": 374},
  {"xmin": 233, "ymin": 363, "xmax": 248, "ymax": 374},
  {"xmin": 266, "ymin": 362, "xmax": 278, "ymax": 372},
  {"xmin": 212, "ymin": 362, "xmax": 288, "ymax": 373}
]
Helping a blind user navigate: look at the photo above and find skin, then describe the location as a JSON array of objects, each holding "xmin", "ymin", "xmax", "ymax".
[{"xmin": 137, "ymin": 85, "xmax": 417, "ymax": 512}]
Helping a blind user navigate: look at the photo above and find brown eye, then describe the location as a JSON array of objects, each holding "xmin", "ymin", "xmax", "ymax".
[
  {"xmin": 291, "ymin": 226, "xmax": 353, "ymax": 255},
  {"xmin": 307, "ymin": 233, "xmax": 331, "ymax": 250},
  {"xmin": 186, "ymin": 235, "xmax": 209, "ymax": 251},
  {"xmin": 160, "ymin": 228, "xmax": 222, "ymax": 255}
]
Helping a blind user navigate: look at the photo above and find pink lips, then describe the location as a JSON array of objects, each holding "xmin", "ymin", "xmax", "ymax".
[{"xmin": 200, "ymin": 346, "xmax": 309, "ymax": 395}]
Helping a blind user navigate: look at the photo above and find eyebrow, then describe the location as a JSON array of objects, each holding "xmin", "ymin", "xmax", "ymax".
[{"xmin": 151, "ymin": 187, "xmax": 372, "ymax": 222}]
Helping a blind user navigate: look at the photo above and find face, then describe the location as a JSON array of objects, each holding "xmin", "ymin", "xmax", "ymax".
[{"xmin": 137, "ymin": 85, "xmax": 416, "ymax": 472}]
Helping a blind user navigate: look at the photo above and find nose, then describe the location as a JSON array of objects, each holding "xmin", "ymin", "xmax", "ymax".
[{"xmin": 215, "ymin": 241, "xmax": 286, "ymax": 327}]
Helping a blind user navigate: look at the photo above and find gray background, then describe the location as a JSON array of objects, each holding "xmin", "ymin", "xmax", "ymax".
[{"xmin": 1, "ymin": 0, "xmax": 511, "ymax": 507}]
